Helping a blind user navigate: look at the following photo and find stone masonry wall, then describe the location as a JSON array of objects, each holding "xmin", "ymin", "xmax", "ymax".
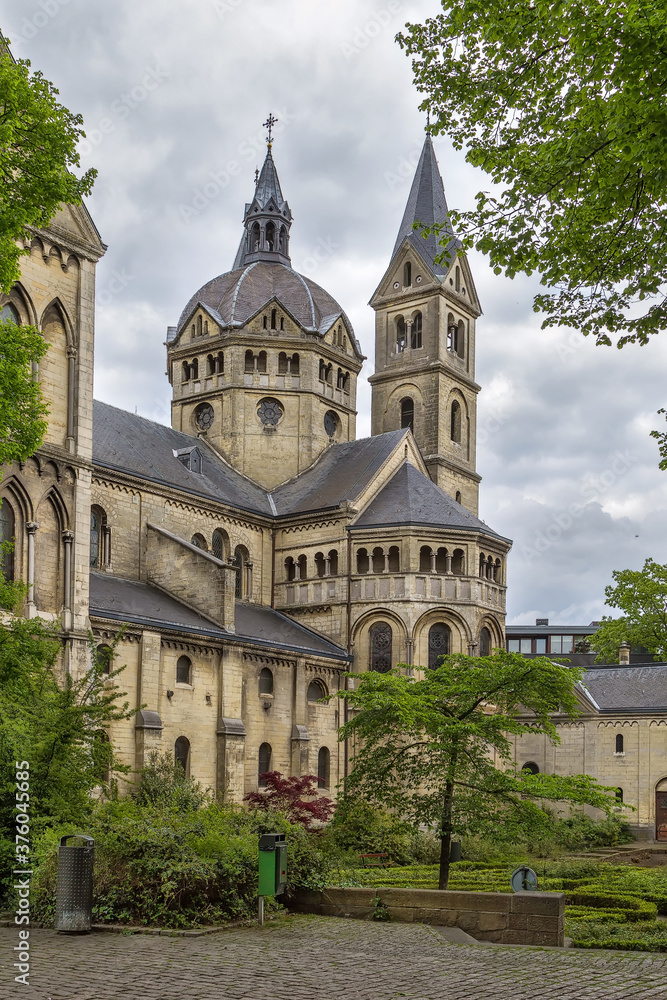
[{"xmin": 291, "ymin": 887, "xmax": 564, "ymax": 947}]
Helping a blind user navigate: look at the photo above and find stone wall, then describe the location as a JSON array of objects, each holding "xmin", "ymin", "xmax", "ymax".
[{"xmin": 290, "ymin": 887, "xmax": 564, "ymax": 947}]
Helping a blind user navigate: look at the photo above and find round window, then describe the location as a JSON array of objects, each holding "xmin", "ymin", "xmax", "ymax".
[
  {"xmin": 324, "ymin": 410, "xmax": 339, "ymax": 438},
  {"xmin": 257, "ymin": 397, "xmax": 284, "ymax": 426},
  {"xmin": 195, "ymin": 403, "xmax": 214, "ymax": 430}
]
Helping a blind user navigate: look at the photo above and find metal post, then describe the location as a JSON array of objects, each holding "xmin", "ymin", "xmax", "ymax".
[{"xmin": 258, "ymin": 895, "xmax": 264, "ymax": 926}]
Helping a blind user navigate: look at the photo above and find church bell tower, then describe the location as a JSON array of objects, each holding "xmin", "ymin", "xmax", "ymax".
[{"xmin": 369, "ymin": 135, "xmax": 482, "ymax": 514}]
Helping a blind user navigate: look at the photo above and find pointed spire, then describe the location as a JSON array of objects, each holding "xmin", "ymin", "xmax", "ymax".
[
  {"xmin": 233, "ymin": 139, "xmax": 293, "ymax": 270},
  {"xmin": 391, "ymin": 135, "xmax": 459, "ymax": 274}
]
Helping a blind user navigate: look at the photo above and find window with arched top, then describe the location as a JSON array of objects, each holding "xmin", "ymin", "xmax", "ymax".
[
  {"xmin": 279, "ymin": 225, "xmax": 287, "ymax": 252},
  {"xmin": 190, "ymin": 357, "xmax": 198, "ymax": 379},
  {"xmin": 278, "ymin": 352, "xmax": 288, "ymax": 374},
  {"xmin": 271, "ymin": 308, "xmax": 277, "ymax": 330},
  {"xmin": 396, "ymin": 316, "xmax": 407, "ymax": 352},
  {"xmin": 315, "ymin": 552, "xmax": 326, "ymax": 578},
  {"xmin": 95, "ymin": 644, "xmax": 113, "ymax": 676},
  {"xmin": 435, "ymin": 547, "xmax": 448, "ymax": 573},
  {"xmin": 616, "ymin": 787, "xmax": 624, "ymax": 803},
  {"xmin": 197, "ymin": 315, "xmax": 202, "ymax": 337},
  {"xmin": 266, "ymin": 222, "xmax": 275, "ymax": 251},
  {"xmin": 0, "ymin": 302, "xmax": 20, "ymax": 324},
  {"xmin": 318, "ymin": 746, "xmax": 330, "ymax": 789},
  {"xmin": 1, "ymin": 498, "xmax": 15, "ymax": 580},
  {"xmin": 615, "ymin": 733, "xmax": 624, "ymax": 754},
  {"xmin": 291, "ymin": 352, "xmax": 300, "ymax": 375},
  {"xmin": 404, "ymin": 261, "xmax": 412, "ymax": 286},
  {"xmin": 259, "ymin": 667, "xmax": 273, "ymax": 695},
  {"xmin": 234, "ymin": 545, "xmax": 250, "ymax": 599},
  {"xmin": 411, "ymin": 312, "xmax": 422, "ymax": 349},
  {"xmin": 307, "ymin": 679, "xmax": 327, "ymax": 702},
  {"xmin": 419, "ymin": 546, "xmax": 433, "ymax": 572},
  {"xmin": 207, "ymin": 354, "xmax": 215, "ymax": 376},
  {"xmin": 251, "ymin": 222, "xmax": 260, "ymax": 252},
  {"xmin": 258, "ymin": 742, "xmax": 272, "ymax": 786},
  {"xmin": 297, "ymin": 554, "xmax": 307, "ymax": 580},
  {"xmin": 479, "ymin": 627, "xmax": 492, "ymax": 657},
  {"xmin": 388, "ymin": 546, "xmax": 400, "ymax": 572},
  {"xmin": 522, "ymin": 761, "xmax": 539, "ymax": 775},
  {"xmin": 371, "ymin": 547, "xmax": 385, "ymax": 573},
  {"xmin": 400, "ymin": 398, "xmax": 414, "ymax": 432},
  {"xmin": 90, "ymin": 506, "xmax": 108, "ymax": 569},
  {"xmin": 212, "ymin": 528, "xmax": 229, "ymax": 561},
  {"xmin": 328, "ymin": 549, "xmax": 339, "ymax": 575},
  {"xmin": 428, "ymin": 623, "xmax": 451, "ymax": 669},
  {"xmin": 257, "ymin": 351, "xmax": 267, "ymax": 373},
  {"xmin": 450, "ymin": 400, "xmax": 462, "ymax": 443},
  {"xmin": 370, "ymin": 622, "xmax": 392, "ymax": 673},
  {"xmin": 177, "ymin": 655, "xmax": 192, "ymax": 685},
  {"xmin": 191, "ymin": 533, "xmax": 207, "ymax": 550},
  {"xmin": 285, "ymin": 556, "xmax": 296, "ymax": 582},
  {"xmin": 455, "ymin": 491, "xmax": 462, "ymax": 504},
  {"xmin": 245, "ymin": 349, "xmax": 255, "ymax": 373},
  {"xmin": 455, "ymin": 265, "xmax": 461, "ymax": 292},
  {"xmin": 175, "ymin": 736, "xmax": 190, "ymax": 775},
  {"xmin": 356, "ymin": 548, "xmax": 369, "ymax": 574},
  {"xmin": 457, "ymin": 320, "xmax": 465, "ymax": 358},
  {"xmin": 452, "ymin": 549, "xmax": 465, "ymax": 575}
]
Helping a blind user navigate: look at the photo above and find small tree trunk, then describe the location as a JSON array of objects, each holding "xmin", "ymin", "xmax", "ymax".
[{"xmin": 438, "ymin": 779, "xmax": 454, "ymax": 890}]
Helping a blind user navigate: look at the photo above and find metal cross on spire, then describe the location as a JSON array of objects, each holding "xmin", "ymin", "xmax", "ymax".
[{"xmin": 263, "ymin": 113, "xmax": 278, "ymax": 148}]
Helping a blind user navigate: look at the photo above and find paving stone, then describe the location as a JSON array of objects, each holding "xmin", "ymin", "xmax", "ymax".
[{"xmin": 0, "ymin": 915, "xmax": 665, "ymax": 1000}]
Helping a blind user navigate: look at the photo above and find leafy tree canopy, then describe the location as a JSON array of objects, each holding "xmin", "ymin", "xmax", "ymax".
[
  {"xmin": 245, "ymin": 772, "xmax": 335, "ymax": 830},
  {"xmin": 0, "ymin": 48, "xmax": 96, "ymax": 293},
  {"xmin": 337, "ymin": 652, "xmax": 619, "ymax": 888},
  {"xmin": 0, "ymin": 318, "xmax": 48, "ymax": 464},
  {"xmin": 590, "ymin": 558, "xmax": 667, "ymax": 662},
  {"xmin": 398, "ymin": 2, "xmax": 667, "ymax": 347}
]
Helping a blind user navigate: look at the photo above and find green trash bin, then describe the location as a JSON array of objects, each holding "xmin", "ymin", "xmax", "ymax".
[{"xmin": 259, "ymin": 833, "xmax": 287, "ymax": 896}]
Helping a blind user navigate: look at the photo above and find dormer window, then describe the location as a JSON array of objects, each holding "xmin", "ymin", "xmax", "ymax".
[{"xmin": 175, "ymin": 446, "xmax": 203, "ymax": 474}]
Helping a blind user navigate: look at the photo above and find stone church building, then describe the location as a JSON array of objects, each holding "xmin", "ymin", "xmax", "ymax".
[{"xmin": 0, "ymin": 133, "xmax": 512, "ymax": 800}]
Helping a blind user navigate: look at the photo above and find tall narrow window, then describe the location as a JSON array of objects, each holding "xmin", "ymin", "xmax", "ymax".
[
  {"xmin": 356, "ymin": 548, "xmax": 369, "ymax": 574},
  {"xmin": 404, "ymin": 261, "xmax": 412, "ymax": 286},
  {"xmin": 370, "ymin": 622, "xmax": 392, "ymax": 673},
  {"xmin": 318, "ymin": 747, "xmax": 330, "ymax": 789},
  {"xmin": 291, "ymin": 353, "xmax": 300, "ymax": 375},
  {"xmin": 457, "ymin": 320, "xmax": 465, "ymax": 358},
  {"xmin": 271, "ymin": 308, "xmax": 277, "ymax": 330},
  {"xmin": 278, "ymin": 352, "xmax": 288, "ymax": 373},
  {"xmin": 479, "ymin": 627, "xmax": 492, "ymax": 657},
  {"xmin": 95, "ymin": 644, "xmax": 113, "ymax": 675},
  {"xmin": 411, "ymin": 312, "xmax": 422, "ymax": 349},
  {"xmin": 90, "ymin": 506, "xmax": 107, "ymax": 568},
  {"xmin": 234, "ymin": 545, "xmax": 249, "ymax": 598},
  {"xmin": 0, "ymin": 498, "xmax": 15, "ymax": 580},
  {"xmin": 258, "ymin": 742, "xmax": 272, "ymax": 786},
  {"xmin": 245, "ymin": 350, "xmax": 255, "ymax": 373},
  {"xmin": 396, "ymin": 316, "xmax": 406, "ymax": 352},
  {"xmin": 266, "ymin": 222, "xmax": 275, "ymax": 251},
  {"xmin": 0, "ymin": 302, "xmax": 19, "ymax": 324},
  {"xmin": 197, "ymin": 315, "xmax": 202, "ymax": 336},
  {"xmin": 257, "ymin": 351, "xmax": 267, "ymax": 373},
  {"xmin": 177, "ymin": 655, "xmax": 192, "ymax": 684},
  {"xmin": 450, "ymin": 400, "xmax": 462, "ymax": 443},
  {"xmin": 175, "ymin": 736, "xmax": 190, "ymax": 775},
  {"xmin": 428, "ymin": 623, "xmax": 451, "ymax": 669},
  {"xmin": 328, "ymin": 549, "xmax": 339, "ymax": 575},
  {"xmin": 212, "ymin": 528, "xmax": 228, "ymax": 560},
  {"xmin": 455, "ymin": 265, "xmax": 461, "ymax": 291},
  {"xmin": 400, "ymin": 398, "xmax": 414, "ymax": 432},
  {"xmin": 259, "ymin": 667, "xmax": 273, "ymax": 695},
  {"xmin": 419, "ymin": 546, "xmax": 432, "ymax": 573},
  {"xmin": 615, "ymin": 733, "xmax": 624, "ymax": 754},
  {"xmin": 616, "ymin": 787, "xmax": 624, "ymax": 803}
]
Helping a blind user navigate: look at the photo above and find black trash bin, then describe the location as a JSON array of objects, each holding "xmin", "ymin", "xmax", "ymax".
[
  {"xmin": 449, "ymin": 840, "xmax": 462, "ymax": 864},
  {"xmin": 55, "ymin": 834, "xmax": 94, "ymax": 933}
]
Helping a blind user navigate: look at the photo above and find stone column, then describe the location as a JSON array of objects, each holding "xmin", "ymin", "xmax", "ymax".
[
  {"xmin": 383, "ymin": 552, "xmax": 389, "ymax": 573},
  {"xmin": 325, "ymin": 556, "xmax": 331, "ymax": 577},
  {"xmin": 26, "ymin": 521, "xmax": 38, "ymax": 617},
  {"xmin": 66, "ymin": 346, "xmax": 77, "ymax": 452},
  {"xmin": 445, "ymin": 553, "xmax": 452, "ymax": 574},
  {"xmin": 62, "ymin": 530, "xmax": 73, "ymax": 630},
  {"xmin": 430, "ymin": 552, "xmax": 436, "ymax": 573}
]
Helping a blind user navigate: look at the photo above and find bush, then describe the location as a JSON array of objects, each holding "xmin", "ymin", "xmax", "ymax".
[
  {"xmin": 322, "ymin": 800, "xmax": 439, "ymax": 866},
  {"xmin": 566, "ymin": 920, "xmax": 667, "ymax": 952}
]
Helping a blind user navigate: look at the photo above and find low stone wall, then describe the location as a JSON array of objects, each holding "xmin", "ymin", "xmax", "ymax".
[{"xmin": 290, "ymin": 887, "xmax": 564, "ymax": 947}]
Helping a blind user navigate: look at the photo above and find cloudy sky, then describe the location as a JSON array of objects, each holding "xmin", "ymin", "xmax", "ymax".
[{"xmin": 5, "ymin": 0, "xmax": 667, "ymax": 624}]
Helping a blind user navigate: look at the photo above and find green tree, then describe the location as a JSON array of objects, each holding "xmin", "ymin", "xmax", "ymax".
[
  {"xmin": 590, "ymin": 558, "xmax": 667, "ymax": 662},
  {"xmin": 397, "ymin": 2, "xmax": 667, "ymax": 348},
  {"xmin": 0, "ymin": 45, "xmax": 96, "ymax": 462},
  {"xmin": 337, "ymin": 652, "xmax": 618, "ymax": 889}
]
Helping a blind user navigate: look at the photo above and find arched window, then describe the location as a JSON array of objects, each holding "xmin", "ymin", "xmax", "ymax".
[
  {"xmin": 372, "ymin": 547, "xmax": 385, "ymax": 573},
  {"xmin": 457, "ymin": 320, "xmax": 465, "ymax": 358},
  {"xmin": 307, "ymin": 679, "xmax": 327, "ymax": 702},
  {"xmin": 420, "ymin": 545, "xmax": 433, "ymax": 572},
  {"xmin": 411, "ymin": 312, "xmax": 422, "ymax": 349},
  {"xmin": 278, "ymin": 352, "xmax": 288, "ymax": 374},
  {"xmin": 370, "ymin": 622, "xmax": 392, "ymax": 673},
  {"xmin": 177, "ymin": 655, "xmax": 192, "ymax": 685},
  {"xmin": 297, "ymin": 554, "xmax": 307, "ymax": 580},
  {"xmin": 388, "ymin": 545, "xmax": 400, "ymax": 572},
  {"xmin": 207, "ymin": 353, "xmax": 215, "ymax": 375},
  {"xmin": 291, "ymin": 353, "xmax": 300, "ymax": 375},
  {"xmin": 404, "ymin": 261, "xmax": 412, "ymax": 286},
  {"xmin": 212, "ymin": 528, "xmax": 228, "ymax": 561},
  {"xmin": 318, "ymin": 746, "xmax": 330, "ymax": 789},
  {"xmin": 191, "ymin": 533, "xmax": 207, "ymax": 550},
  {"xmin": 95, "ymin": 644, "xmax": 113, "ymax": 676},
  {"xmin": 493, "ymin": 558, "xmax": 502, "ymax": 583},
  {"xmin": 396, "ymin": 316, "xmax": 407, "ymax": 352},
  {"xmin": 266, "ymin": 222, "xmax": 275, "ymax": 251},
  {"xmin": 479, "ymin": 627, "xmax": 492, "ymax": 657},
  {"xmin": 455, "ymin": 491, "xmax": 462, "ymax": 504},
  {"xmin": 285, "ymin": 556, "xmax": 296, "ymax": 582},
  {"xmin": 279, "ymin": 225, "xmax": 287, "ymax": 252},
  {"xmin": 400, "ymin": 398, "xmax": 414, "ymax": 432},
  {"xmin": 315, "ymin": 552, "xmax": 326, "ymax": 578},
  {"xmin": 259, "ymin": 667, "xmax": 273, "ymax": 695},
  {"xmin": 328, "ymin": 549, "xmax": 339, "ymax": 575},
  {"xmin": 197, "ymin": 315, "xmax": 202, "ymax": 337},
  {"xmin": 616, "ymin": 787, "xmax": 624, "ymax": 803},
  {"xmin": 271, "ymin": 308, "xmax": 277, "ymax": 329},
  {"xmin": 0, "ymin": 302, "xmax": 20, "ymax": 324},
  {"xmin": 615, "ymin": 733, "xmax": 624, "ymax": 754},
  {"xmin": 428, "ymin": 623, "xmax": 451, "ymax": 669},
  {"xmin": 452, "ymin": 549, "xmax": 465, "ymax": 575},
  {"xmin": 455, "ymin": 265, "xmax": 461, "ymax": 292},
  {"xmin": 356, "ymin": 548, "xmax": 369, "ymax": 574},
  {"xmin": 251, "ymin": 221, "xmax": 260, "ymax": 252},
  {"xmin": 263, "ymin": 315, "xmax": 268, "ymax": 329},
  {"xmin": 258, "ymin": 742, "xmax": 272, "ymax": 786},
  {"xmin": 175, "ymin": 736, "xmax": 190, "ymax": 775},
  {"xmin": 234, "ymin": 545, "xmax": 250, "ymax": 599},
  {"xmin": 90, "ymin": 506, "xmax": 108, "ymax": 569},
  {"xmin": 479, "ymin": 553, "xmax": 486, "ymax": 578},
  {"xmin": 522, "ymin": 761, "xmax": 539, "ymax": 775},
  {"xmin": 216, "ymin": 351, "xmax": 224, "ymax": 373},
  {"xmin": 435, "ymin": 547, "xmax": 448, "ymax": 573},
  {"xmin": 204, "ymin": 320, "xmax": 209, "ymax": 335},
  {"xmin": 450, "ymin": 400, "xmax": 462, "ymax": 443},
  {"xmin": 245, "ymin": 350, "xmax": 255, "ymax": 373},
  {"xmin": 182, "ymin": 360, "xmax": 191, "ymax": 381},
  {"xmin": 257, "ymin": 351, "xmax": 267, "ymax": 373},
  {"xmin": 0, "ymin": 498, "xmax": 15, "ymax": 580},
  {"xmin": 191, "ymin": 357, "xmax": 198, "ymax": 379}
]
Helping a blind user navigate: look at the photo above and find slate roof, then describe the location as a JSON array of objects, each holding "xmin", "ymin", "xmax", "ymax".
[
  {"xmin": 93, "ymin": 400, "xmax": 273, "ymax": 516},
  {"xmin": 391, "ymin": 135, "xmax": 460, "ymax": 274},
  {"xmin": 253, "ymin": 147, "xmax": 288, "ymax": 216},
  {"xmin": 580, "ymin": 664, "xmax": 667, "ymax": 712},
  {"xmin": 176, "ymin": 261, "xmax": 354, "ymax": 339},
  {"xmin": 353, "ymin": 461, "xmax": 508, "ymax": 540},
  {"xmin": 271, "ymin": 429, "xmax": 408, "ymax": 516},
  {"xmin": 89, "ymin": 572, "xmax": 349, "ymax": 660}
]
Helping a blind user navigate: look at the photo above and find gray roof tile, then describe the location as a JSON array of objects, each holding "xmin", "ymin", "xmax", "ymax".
[
  {"xmin": 581, "ymin": 664, "xmax": 667, "ymax": 711},
  {"xmin": 353, "ymin": 461, "xmax": 508, "ymax": 540}
]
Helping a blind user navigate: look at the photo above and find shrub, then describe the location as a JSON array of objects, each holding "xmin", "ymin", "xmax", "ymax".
[{"xmin": 323, "ymin": 800, "xmax": 439, "ymax": 865}]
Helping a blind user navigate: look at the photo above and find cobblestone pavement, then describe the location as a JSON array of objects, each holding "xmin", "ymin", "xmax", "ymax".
[{"xmin": 1, "ymin": 915, "xmax": 666, "ymax": 1000}]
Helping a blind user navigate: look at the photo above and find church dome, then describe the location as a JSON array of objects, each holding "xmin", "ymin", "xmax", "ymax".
[{"xmin": 176, "ymin": 261, "xmax": 349, "ymax": 336}]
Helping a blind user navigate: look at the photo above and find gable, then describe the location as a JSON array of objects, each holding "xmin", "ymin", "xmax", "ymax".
[
  {"xmin": 370, "ymin": 239, "xmax": 440, "ymax": 305},
  {"xmin": 36, "ymin": 201, "xmax": 106, "ymax": 261}
]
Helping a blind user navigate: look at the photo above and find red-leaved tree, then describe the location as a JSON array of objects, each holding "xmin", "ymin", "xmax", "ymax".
[{"xmin": 244, "ymin": 771, "xmax": 334, "ymax": 830}]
